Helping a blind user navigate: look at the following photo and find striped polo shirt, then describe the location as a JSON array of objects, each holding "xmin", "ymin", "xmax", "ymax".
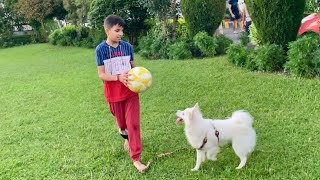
[{"xmin": 95, "ymin": 40, "xmax": 137, "ymax": 102}]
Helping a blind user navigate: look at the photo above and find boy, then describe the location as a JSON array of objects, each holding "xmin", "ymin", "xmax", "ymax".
[{"xmin": 95, "ymin": 15, "xmax": 147, "ymax": 173}]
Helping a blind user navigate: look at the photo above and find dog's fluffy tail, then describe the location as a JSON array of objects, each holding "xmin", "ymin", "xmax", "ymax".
[{"xmin": 231, "ymin": 110, "xmax": 253, "ymax": 127}]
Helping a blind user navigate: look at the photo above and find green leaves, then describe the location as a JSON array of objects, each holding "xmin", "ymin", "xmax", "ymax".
[
  {"xmin": 181, "ymin": 0, "xmax": 225, "ymax": 37},
  {"xmin": 285, "ymin": 34, "xmax": 320, "ymax": 77},
  {"xmin": 246, "ymin": 0, "xmax": 306, "ymax": 49},
  {"xmin": 88, "ymin": 0, "xmax": 149, "ymax": 44}
]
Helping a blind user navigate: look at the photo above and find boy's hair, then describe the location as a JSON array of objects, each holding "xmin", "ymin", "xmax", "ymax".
[{"xmin": 104, "ymin": 15, "xmax": 125, "ymax": 29}]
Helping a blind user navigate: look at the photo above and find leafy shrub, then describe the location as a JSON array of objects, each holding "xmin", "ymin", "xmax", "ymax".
[
  {"xmin": 240, "ymin": 32, "xmax": 250, "ymax": 46},
  {"xmin": 77, "ymin": 26, "xmax": 90, "ymax": 39},
  {"xmin": 285, "ymin": 34, "xmax": 320, "ymax": 77},
  {"xmin": 215, "ymin": 35, "xmax": 233, "ymax": 55},
  {"xmin": 167, "ymin": 18, "xmax": 189, "ymax": 41},
  {"xmin": 246, "ymin": 0, "xmax": 306, "ymax": 49},
  {"xmin": 246, "ymin": 53, "xmax": 258, "ymax": 71},
  {"xmin": 181, "ymin": 0, "xmax": 225, "ymax": 36},
  {"xmin": 1, "ymin": 35, "xmax": 32, "ymax": 48},
  {"xmin": 63, "ymin": 25, "xmax": 77, "ymax": 39},
  {"xmin": 49, "ymin": 29, "xmax": 63, "ymax": 45},
  {"xmin": 12, "ymin": 35, "xmax": 32, "ymax": 45},
  {"xmin": 89, "ymin": 28, "xmax": 106, "ymax": 47},
  {"xmin": 249, "ymin": 23, "xmax": 261, "ymax": 46},
  {"xmin": 227, "ymin": 43, "xmax": 250, "ymax": 67},
  {"xmin": 193, "ymin": 32, "xmax": 217, "ymax": 57},
  {"xmin": 138, "ymin": 33, "xmax": 167, "ymax": 59},
  {"xmin": 168, "ymin": 41, "xmax": 192, "ymax": 60},
  {"xmin": 176, "ymin": 18, "xmax": 189, "ymax": 41},
  {"xmin": 250, "ymin": 44, "xmax": 286, "ymax": 72},
  {"xmin": 312, "ymin": 48, "xmax": 320, "ymax": 75}
]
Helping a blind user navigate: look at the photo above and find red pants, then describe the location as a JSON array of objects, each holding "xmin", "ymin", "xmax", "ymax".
[{"xmin": 108, "ymin": 95, "xmax": 141, "ymax": 161}]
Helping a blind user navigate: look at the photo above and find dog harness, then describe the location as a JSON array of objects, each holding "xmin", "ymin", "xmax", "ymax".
[{"xmin": 197, "ymin": 126, "xmax": 219, "ymax": 150}]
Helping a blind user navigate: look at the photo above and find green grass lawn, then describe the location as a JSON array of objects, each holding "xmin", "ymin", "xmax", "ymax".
[{"xmin": 1, "ymin": 44, "xmax": 320, "ymax": 179}]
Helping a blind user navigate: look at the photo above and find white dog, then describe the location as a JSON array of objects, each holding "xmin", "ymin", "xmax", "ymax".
[{"xmin": 176, "ymin": 103, "xmax": 256, "ymax": 171}]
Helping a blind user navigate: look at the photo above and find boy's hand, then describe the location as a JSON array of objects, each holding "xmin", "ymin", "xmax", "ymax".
[{"xmin": 118, "ymin": 72, "xmax": 129, "ymax": 87}]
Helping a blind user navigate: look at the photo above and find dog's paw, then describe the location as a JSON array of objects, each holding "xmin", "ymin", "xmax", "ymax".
[
  {"xmin": 191, "ymin": 168, "xmax": 199, "ymax": 171},
  {"xmin": 235, "ymin": 166, "xmax": 244, "ymax": 170}
]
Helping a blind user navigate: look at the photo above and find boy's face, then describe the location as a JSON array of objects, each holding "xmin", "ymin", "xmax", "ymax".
[{"xmin": 105, "ymin": 24, "xmax": 123, "ymax": 43}]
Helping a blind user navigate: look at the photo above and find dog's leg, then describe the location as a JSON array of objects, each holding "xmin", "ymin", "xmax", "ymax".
[
  {"xmin": 191, "ymin": 150, "xmax": 205, "ymax": 171},
  {"xmin": 233, "ymin": 138, "xmax": 250, "ymax": 169},
  {"xmin": 236, "ymin": 156, "xmax": 247, "ymax": 169},
  {"xmin": 206, "ymin": 148, "xmax": 219, "ymax": 161}
]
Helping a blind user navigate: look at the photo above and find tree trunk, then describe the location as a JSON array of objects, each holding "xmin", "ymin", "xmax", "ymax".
[
  {"xmin": 40, "ymin": 20, "xmax": 48, "ymax": 43},
  {"xmin": 171, "ymin": 0, "xmax": 177, "ymax": 40},
  {"xmin": 161, "ymin": 16, "xmax": 168, "ymax": 40}
]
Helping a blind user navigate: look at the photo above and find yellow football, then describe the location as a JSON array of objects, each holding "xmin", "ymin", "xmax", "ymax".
[{"xmin": 128, "ymin": 67, "xmax": 152, "ymax": 93}]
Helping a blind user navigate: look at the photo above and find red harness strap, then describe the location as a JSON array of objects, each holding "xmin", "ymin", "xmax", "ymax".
[
  {"xmin": 197, "ymin": 126, "xmax": 220, "ymax": 150},
  {"xmin": 215, "ymin": 129, "xmax": 220, "ymax": 142}
]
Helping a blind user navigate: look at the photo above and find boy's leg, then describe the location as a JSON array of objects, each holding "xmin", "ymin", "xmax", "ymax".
[
  {"xmin": 124, "ymin": 95, "xmax": 148, "ymax": 173},
  {"xmin": 124, "ymin": 95, "xmax": 142, "ymax": 161},
  {"xmin": 109, "ymin": 102, "xmax": 129, "ymax": 150},
  {"xmin": 108, "ymin": 102, "xmax": 127, "ymax": 131}
]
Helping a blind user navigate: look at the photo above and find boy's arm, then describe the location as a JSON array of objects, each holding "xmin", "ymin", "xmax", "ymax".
[
  {"xmin": 97, "ymin": 66, "xmax": 129, "ymax": 86},
  {"xmin": 130, "ymin": 61, "xmax": 136, "ymax": 68},
  {"xmin": 97, "ymin": 66, "xmax": 118, "ymax": 81}
]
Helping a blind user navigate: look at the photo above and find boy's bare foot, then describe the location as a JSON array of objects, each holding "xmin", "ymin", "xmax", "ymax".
[
  {"xmin": 133, "ymin": 161, "xmax": 149, "ymax": 173},
  {"xmin": 123, "ymin": 140, "xmax": 129, "ymax": 151}
]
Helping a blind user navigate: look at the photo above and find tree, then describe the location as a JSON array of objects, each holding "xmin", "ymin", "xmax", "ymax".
[
  {"xmin": 63, "ymin": 0, "xmax": 78, "ymax": 25},
  {"xmin": 305, "ymin": 0, "xmax": 320, "ymax": 13},
  {"xmin": 76, "ymin": 0, "xmax": 91, "ymax": 24},
  {"xmin": 0, "ymin": 5, "xmax": 14, "ymax": 47},
  {"xmin": 14, "ymin": 0, "xmax": 67, "ymax": 41},
  {"xmin": 139, "ymin": 0, "xmax": 173, "ymax": 39},
  {"xmin": 88, "ymin": 0, "xmax": 149, "ymax": 45},
  {"xmin": 0, "ymin": 0, "xmax": 25, "ymax": 47},
  {"xmin": 63, "ymin": 0, "xmax": 91, "ymax": 25},
  {"xmin": 180, "ymin": 0, "xmax": 225, "ymax": 37},
  {"xmin": 246, "ymin": 0, "xmax": 306, "ymax": 49}
]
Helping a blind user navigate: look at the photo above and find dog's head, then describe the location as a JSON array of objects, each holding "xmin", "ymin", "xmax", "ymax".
[{"xmin": 176, "ymin": 103, "xmax": 202, "ymax": 126}]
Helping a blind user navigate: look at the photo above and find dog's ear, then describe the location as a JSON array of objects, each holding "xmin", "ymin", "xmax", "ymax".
[
  {"xmin": 194, "ymin": 103, "xmax": 199, "ymax": 108},
  {"xmin": 194, "ymin": 103, "xmax": 200, "ymax": 111}
]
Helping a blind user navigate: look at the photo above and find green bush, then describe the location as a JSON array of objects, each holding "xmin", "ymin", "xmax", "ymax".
[
  {"xmin": 1, "ymin": 35, "xmax": 32, "ymax": 48},
  {"xmin": 246, "ymin": 53, "xmax": 258, "ymax": 71},
  {"xmin": 176, "ymin": 19, "xmax": 189, "ymax": 41},
  {"xmin": 138, "ymin": 32, "xmax": 167, "ymax": 60},
  {"xmin": 138, "ymin": 34, "xmax": 154, "ymax": 59},
  {"xmin": 137, "ymin": 25, "xmax": 171, "ymax": 60},
  {"xmin": 77, "ymin": 26, "xmax": 90, "ymax": 39},
  {"xmin": 227, "ymin": 44, "xmax": 250, "ymax": 67},
  {"xmin": 48, "ymin": 26, "xmax": 105, "ymax": 48},
  {"xmin": 63, "ymin": 25, "xmax": 77, "ymax": 39},
  {"xmin": 57, "ymin": 36, "xmax": 73, "ymax": 46},
  {"xmin": 12, "ymin": 35, "xmax": 32, "ymax": 45},
  {"xmin": 193, "ymin": 32, "xmax": 217, "ymax": 57},
  {"xmin": 181, "ymin": 0, "xmax": 225, "ymax": 36},
  {"xmin": 49, "ymin": 29, "xmax": 63, "ymax": 45},
  {"xmin": 246, "ymin": 0, "xmax": 306, "ymax": 49},
  {"xmin": 313, "ymin": 48, "xmax": 320, "ymax": 75},
  {"xmin": 168, "ymin": 41, "xmax": 192, "ymax": 60},
  {"xmin": 240, "ymin": 32, "xmax": 250, "ymax": 46},
  {"xmin": 248, "ymin": 23, "xmax": 261, "ymax": 46},
  {"xmin": 250, "ymin": 44, "xmax": 286, "ymax": 72},
  {"xmin": 215, "ymin": 35, "xmax": 233, "ymax": 55},
  {"xmin": 89, "ymin": 28, "xmax": 106, "ymax": 47},
  {"xmin": 285, "ymin": 34, "xmax": 320, "ymax": 77}
]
